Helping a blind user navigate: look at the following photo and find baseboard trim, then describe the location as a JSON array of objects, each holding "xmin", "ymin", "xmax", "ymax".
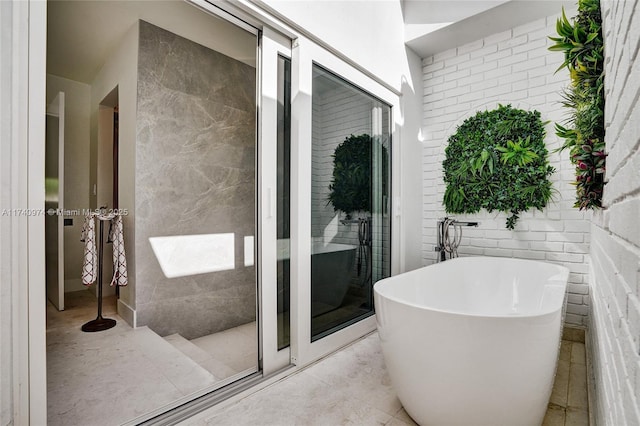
[{"xmin": 117, "ymin": 298, "xmax": 136, "ymax": 328}]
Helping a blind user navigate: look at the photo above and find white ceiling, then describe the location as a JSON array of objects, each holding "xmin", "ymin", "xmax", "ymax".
[
  {"xmin": 47, "ymin": 0, "xmax": 257, "ymax": 84},
  {"xmin": 403, "ymin": 0, "xmax": 575, "ymax": 58}
]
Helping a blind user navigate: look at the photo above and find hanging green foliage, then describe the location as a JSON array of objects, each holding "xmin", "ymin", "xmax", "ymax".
[
  {"xmin": 328, "ymin": 134, "xmax": 388, "ymax": 217},
  {"xmin": 549, "ymin": 0, "xmax": 606, "ymax": 209},
  {"xmin": 442, "ymin": 105, "xmax": 555, "ymax": 230}
]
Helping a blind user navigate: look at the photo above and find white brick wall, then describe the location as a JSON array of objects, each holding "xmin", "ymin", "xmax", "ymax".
[
  {"xmin": 590, "ymin": 1, "xmax": 640, "ymax": 424},
  {"xmin": 421, "ymin": 10, "xmax": 592, "ymax": 326}
]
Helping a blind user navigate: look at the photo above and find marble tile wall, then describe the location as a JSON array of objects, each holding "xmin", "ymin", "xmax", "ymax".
[{"xmin": 135, "ymin": 21, "xmax": 256, "ymax": 339}]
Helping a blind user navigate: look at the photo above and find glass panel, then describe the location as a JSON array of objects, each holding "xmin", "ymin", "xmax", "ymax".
[
  {"xmin": 277, "ymin": 55, "xmax": 291, "ymax": 350},
  {"xmin": 45, "ymin": 5, "xmax": 261, "ymax": 424},
  {"xmin": 135, "ymin": 19, "xmax": 259, "ymax": 386},
  {"xmin": 310, "ymin": 64, "xmax": 391, "ymax": 341}
]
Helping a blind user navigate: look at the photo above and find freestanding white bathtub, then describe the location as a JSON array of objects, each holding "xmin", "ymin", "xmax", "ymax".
[
  {"xmin": 374, "ymin": 257, "xmax": 569, "ymax": 426},
  {"xmin": 277, "ymin": 239, "xmax": 357, "ymax": 317}
]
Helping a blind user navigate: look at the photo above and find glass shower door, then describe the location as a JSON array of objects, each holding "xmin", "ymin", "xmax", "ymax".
[{"xmin": 310, "ymin": 64, "xmax": 391, "ymax": 341}]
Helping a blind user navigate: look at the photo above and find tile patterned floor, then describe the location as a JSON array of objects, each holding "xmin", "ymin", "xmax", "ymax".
[
  {"xmin": 48, "ymin": 294, "xmax": 588, "ymax": 426},
  {"xmin": 543, "ymin": 330, "xmax": 589, "ymax": 426},
  {"xmin": 184, "ymin": 331, "xmax": 590, "ymax": 426},
  {"xmin": 191, "ymin": 322, "xmax": 257, "ymax": 374},
  {"xmin": 183, "ymin": 333, "xmax": 411, "ymax": 426}
]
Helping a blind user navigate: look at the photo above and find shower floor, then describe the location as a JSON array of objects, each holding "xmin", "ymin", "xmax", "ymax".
[{"xmin": 46, "ymin": 290, "xmax": 257, "ymax": 426}]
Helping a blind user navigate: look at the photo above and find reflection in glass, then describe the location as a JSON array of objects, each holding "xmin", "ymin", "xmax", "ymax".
[
  {"xmin": 277, "ymin": 55, "xmax": 292, "ymax": 350},
  {"xmin": 311, "ymin": 64, "xmax": 391, "ymax": 341}
]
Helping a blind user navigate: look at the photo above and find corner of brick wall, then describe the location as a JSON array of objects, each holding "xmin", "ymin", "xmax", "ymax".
[{"xmin": 589, "ymin": 0, "xmax": 640, "ymax": 424}]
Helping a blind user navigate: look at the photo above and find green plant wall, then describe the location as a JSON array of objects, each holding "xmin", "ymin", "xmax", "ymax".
[
  {"xmin": 328, "ymin": 134, "xmax": 388, "ymax": 218},
  {"xmin": 442, "ymin": 105, "xmax": 555, "ymax": 230},
  {"xmin": 549, "ymin": 0, "xmax": 606, "ymax": 209}
]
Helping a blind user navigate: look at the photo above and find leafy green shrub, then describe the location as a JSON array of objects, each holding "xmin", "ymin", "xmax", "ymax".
[
  {"xmin": 328, "ymin": 134, "xmax": 388, "ymax": 217},
  {"xmin": 443, "ymin": 105, "xmax": 555, "ymax": 230},
  {"xmin": 549, "ymin": 0, "xmax": 605, "ymax": 209}
]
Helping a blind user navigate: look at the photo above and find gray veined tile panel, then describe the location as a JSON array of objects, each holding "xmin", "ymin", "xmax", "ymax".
[
  {"xmin": 137, "ymin": 21, "xmax": 255, "ymax": 114},
  {"xmin": 135, "ymin": 20, "xmax": 257, "ymax": 340}
]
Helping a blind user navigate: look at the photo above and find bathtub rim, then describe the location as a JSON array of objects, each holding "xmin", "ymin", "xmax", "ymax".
[{"xmin": 374, "ymin": 256, "xmax": 570, "ymax": 320}]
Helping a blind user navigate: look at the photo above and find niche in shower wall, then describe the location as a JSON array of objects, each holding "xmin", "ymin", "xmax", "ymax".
[
  {"xmin": 135, "ymin": 21, "xmax": 257, "ymax": 340},
  {"xmin": 311, "ymin": 64, "xmax": 391, "ymax": 340}
]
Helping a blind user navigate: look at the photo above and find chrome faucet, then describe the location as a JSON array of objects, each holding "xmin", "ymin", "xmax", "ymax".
[{"xmin": 435, "ymin": 217, "xmax": 479, "ymax": 262}]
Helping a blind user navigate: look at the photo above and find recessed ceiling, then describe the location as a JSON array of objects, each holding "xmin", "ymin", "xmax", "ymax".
[
  {"xmin": 403, "ymin": 0, "xmax": 575, "ymax": 58},
  {"xmin": 47, "ymin": 0, "xmax": 257, "ymax": 84}
]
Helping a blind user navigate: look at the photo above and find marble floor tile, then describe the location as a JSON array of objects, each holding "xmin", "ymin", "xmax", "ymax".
[
  {"xmin": 544, "ymin": 339, "xmax": 590, "ymax": 425},
  {"xmin": 570, "ymin": 342, "xmax": 587, "ymax": 365},
  {"xmin": 559, "ymin": 341, "xmax": 572, "ymax": 362},
  {"xmin": 550, "ymin": 359, "xmax": 570, "ymax": 407},
  {"xmin": 188, "ymin": 334, "xmax": 590, "ymax": 426},
  {"xmin": 304, "ymin": 333, "xmax": 402, "ymax": 416},
  {"xmin": 164, "ymin": 333, "xmax": 238, "ymax": 379},
  {"xmin": 563, "ymin": 327, "xmax": 586, "ymax": 343},
  {"xmin": 565, "ymin": 407, "xmax": 589, "ymax": 426},
  {"xmin": 568, "ymin": 362, "xmax": 589, "ymax": 409},
  {"xmin": 49, "ymin": 298, "xmax": 590, "ymax": 426},
  {"xmin": 542, "ymin": 404, "xmax": 566, "ymax": 426},
  {"xmin": 129, "ymin": 327, "xmax": 217, "ymax": 394},
  {"xmin": 46, "ymin": 293, "xmax": 252, "ymax": 426},
  {"xmin": 236, "ymin": 321, "xmax": 257, "ymax": 338},
  {"xmin": 386, "ymin": 417, "xmax": 416, "ymax": 426},
  {"xmin": 191, "ymin": 322, "xmax": 258, "ymax": 373},
  {"xmin": 47, "ymin": 290, "xmax": 118, "ymax": 331},
  {"xmin": 202, "ymin": 370, "xmax": 392, "ymax": 426},
  {"xmin": 47, "ymin": 321, "xmax": 185, "ymax": 426},
  {"xmin": 165, "ymin": 333, "xmax": 214, "ymax": 364},
  {"xmin": 390, "ymin": 408, "xmax": 419, "ymax": 426}
]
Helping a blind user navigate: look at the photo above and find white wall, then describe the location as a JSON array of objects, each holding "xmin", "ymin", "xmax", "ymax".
[
  {"xmin": 259, "ymin": 0, "xmax": 408, "ymax": 93},
  {"xmin": 89, "ymin": 21, "xmax": 138, "ymax": 325},
  {"xmin": 257, "ymin": 0, "xmax": 424, "ymax": 272},
  {"xmin": 401, "ymin": 47, "xmax": 425, "ymax": 271},
  {"xmin": 2, "ymin": 1, "xmax": 47, "ymax": 423},
  {"xmin": 46, "ymin": 74, "xmax": 91, "ymax": 293},
  {"xmin": 0, "ymin": 2, "xmax": 14, "ymax": 423},
  {"xmin": 590, "ymin": 1, "xmax": 640, "ymax": 424},
  {"xmin": 421, "ymin": 10, "xmax": 592, "ymax": 327}
]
